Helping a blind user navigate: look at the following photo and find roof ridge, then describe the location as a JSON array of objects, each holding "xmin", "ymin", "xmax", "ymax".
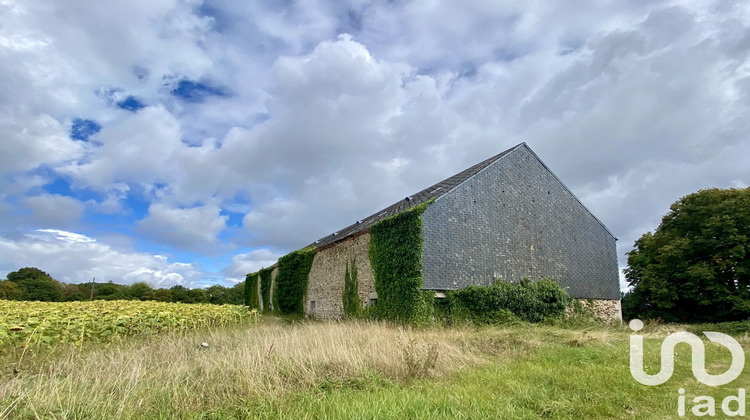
[{"xmin": 310, "ymin": 143, "xmax": 524, "ymax": 248}]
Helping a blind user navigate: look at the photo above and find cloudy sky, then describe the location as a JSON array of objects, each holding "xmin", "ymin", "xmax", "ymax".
[{"xmin": 1, "ymin": 0, "xmax": 748, "ymax": 289}]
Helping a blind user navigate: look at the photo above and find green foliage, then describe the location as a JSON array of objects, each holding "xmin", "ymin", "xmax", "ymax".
[
  {"xmin": 620, "ymin": 289, "xmax": 643, "ymax": 321},
  {"xmin": 368, "ymin": 204, "xmax": 428, "ymax": 323},
  {"xmin": 169, "ymin": 285, "xmax": 189, "ymax": 303},
  {"xmin": 95, "ymin": 281, "xmax": 128, "ymax": 300},
  {"xmin": 152, "ymin": 289, "xmax": 172, "ymax": 302},
  {"xmin": 443, "ymin": 278, "xmax": 571, "ymax": 324},
  {"xmin": 185, "ymin": 288, "xmax": 208, "ymax": 303},
  {"xmin": 64, "ymin": 292, "xmax": 86, "ymax": 302},
  {"xmin": 275, "ymin": 248, "xmax": 316, "ymax": 315},
  {"xmin": 411, "ymin": 290, "xmax": 439, "ymax": 326},
  {"xmin": 245, "ymin": 273, "xmax": 260, "ymax": 309},
  {"xmin": 342, "ymin": 259, "xmax": 361, "ymax": 318},
  {"xmin": 7, "ymin": 267, "xmax": 63, "ymax": 302},
  {"xmin": 127, "ymin": 282, "xmax": 154, "ymax": 301},
  {"xmin": 625, "ymin": 187, "xmax": 750, "ymax": 322},
  {"xmin": 0, "ymin": 280, "xmax": 22, "ymax": 300},
  {"xmin": 259, "ymin": 267, "xmax": 274, "ymax": 310},
  {"xmin": 205, "ymin": 283, "xmax": 243, "ymax": 305}
]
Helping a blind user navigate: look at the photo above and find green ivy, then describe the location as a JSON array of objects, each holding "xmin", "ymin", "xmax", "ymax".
[
  {"xmin": 244, "ymin": 273, "xmax": 260, "ymax": 309},
  {"xmin": 259, "ymin": 267, "xmax": 274, "ymax": 311},
  {"xmin": 342, "ymin": 258, "xmax": 360, "ymax": 318},
  {"xmin": 275, "ymin": 247, "xmax": 316, "ymax": 315},
  {"xmin": 368, "ymin": 203, "xmax": 429, "ymax": 323}
]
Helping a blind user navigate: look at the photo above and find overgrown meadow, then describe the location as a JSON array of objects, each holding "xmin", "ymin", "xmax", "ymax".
[{"xmin": 1, "ymin": 304, "xmax": 749, "ymax": 419}]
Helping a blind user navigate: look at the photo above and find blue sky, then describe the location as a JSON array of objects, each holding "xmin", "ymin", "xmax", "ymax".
[{"xmin": 1, "ymin": 0, "xmax": 749, "ymax": 289}]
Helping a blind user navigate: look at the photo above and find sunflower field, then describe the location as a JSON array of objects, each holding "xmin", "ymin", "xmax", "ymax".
[{"xmin": 0, "ymin": 300, "xmax": 258, "ymax": 350}]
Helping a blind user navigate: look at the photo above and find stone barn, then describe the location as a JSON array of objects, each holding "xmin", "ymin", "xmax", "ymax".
[{"xmin": 250, "ymin": 143, "xmax": 621, "ymax": 322}]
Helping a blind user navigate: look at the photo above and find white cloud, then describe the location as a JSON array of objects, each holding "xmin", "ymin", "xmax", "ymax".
[
  {"xmin": 136, "ymin": 202, "xmax": 228, "ymax": 252},
  {"xmin": 1, "ymin": 0, "xmax": 749, "ymax": 289},
  {"xmin": 59, "ymin": 106, "xmax": 184, "ymax": 189},
  {"xmin": 0, "ymin": 229, "xmax": 205, "ymax": 287},
  {"xmin": 23, "ymin": 194, "xmax": 85, "ymax": 228},
  {"xmin": 223, "ymin": 249, "xmax": 285, "ymax": 282}
]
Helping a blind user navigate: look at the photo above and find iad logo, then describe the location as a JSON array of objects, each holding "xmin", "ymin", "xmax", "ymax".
[
  {"xmin": 629, "ymin": 319, "xmax": 745, "ymax": 386},
  {"xmin": 629, "ymin": 319, "xmax": 747, "ymax": 417}
]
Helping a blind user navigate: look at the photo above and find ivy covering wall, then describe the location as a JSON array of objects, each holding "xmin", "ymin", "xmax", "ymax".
[
  {"xmin": 342, "ymin": 258, "xmax": 360, "ymax": 318},
  {"xmin": 244, "ymin": 273, "xmax": 260, "ymax": 309},
  {"xmin": 368, "ymin": 203, "xmax": 432, "ymax": 323},
  {"xmin": 274, "ymin": 248, "xmax": 316, "ymax": 315},
  {"xmin": 259, "ymin": 267, "xmax": 274, "ymax": 311}
]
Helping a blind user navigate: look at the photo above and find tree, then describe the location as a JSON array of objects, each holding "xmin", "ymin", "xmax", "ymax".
[
  {"xmin": 61, "ymin": 284, "xmax": 85, "ymax": 301},
  {"xmin": 625, "ymin": 187, "xmax": 750, "ymax": 322},
  {"xmin": 206, "ymin": 285, "xmax": 229, "ymax": 304},
  {"xmin": 94, "ymin": 281, "xmax": 127, "ymax": 300},
  {"xmin": 169, "ymin": 285, "xmax": 189, "ymax": 302},
  {"xmin": 152, "ymin": 288, "xmax": 172, "ymax": 302},
  {"xmin": 227, "ymin": 282, "xmax": 244, "ymax": 305},
  {"xmin": 185, "ymin": 288, "xmax": 208, "ymax": 303},
  {"xmin": 7, "ymin": 267, "xmax": 63, "ymax": 301},
  {"xmin": 127, "ymin": 282, "xmax": 154, "ymax": 300},
  {"xmin": 0, "ymin": 280, "xmax": 22, "ymax": 300}
]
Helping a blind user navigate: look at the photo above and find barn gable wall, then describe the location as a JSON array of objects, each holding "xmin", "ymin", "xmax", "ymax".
[{"xmin": 421, "ymin": 145, "xmax": 620, "ymax": 300}]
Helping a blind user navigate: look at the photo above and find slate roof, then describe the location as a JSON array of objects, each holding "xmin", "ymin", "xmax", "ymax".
[{"xmin": 310, "ymin": 143, "xmax": 524, "ymax": 249}]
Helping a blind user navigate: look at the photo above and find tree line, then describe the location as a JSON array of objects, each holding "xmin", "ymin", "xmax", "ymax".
[{"xmin": 0, "ymin": 267, "xmax": 244, "ymax": 305}]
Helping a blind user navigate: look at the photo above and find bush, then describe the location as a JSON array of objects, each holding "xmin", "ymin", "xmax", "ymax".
[{"xmin": 444, "ymin": 278, "xmax": 571, "ymax": 324}]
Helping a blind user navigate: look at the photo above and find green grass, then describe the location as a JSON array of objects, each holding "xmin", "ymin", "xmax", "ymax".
[
  {"xmin": 235, "ymin": 333, "xmax": 747, "ymax": 419},
  {"xmin": 1, "ymin": 317, "xmax": 748, "ymax": 419}
]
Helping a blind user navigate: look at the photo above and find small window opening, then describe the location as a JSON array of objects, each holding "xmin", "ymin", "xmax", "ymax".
[{"xmin": 310, "ymin": 300, "xmax": 316, "ymax": 311}]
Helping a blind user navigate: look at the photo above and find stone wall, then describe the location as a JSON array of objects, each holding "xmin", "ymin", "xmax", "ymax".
[
  {"xmin": 305, "ymin": 233, "xmax": 375, "ymax": 320},
  {"xmin": 568, "ymin": 298, "xmax": 622, "ymax": 323}
]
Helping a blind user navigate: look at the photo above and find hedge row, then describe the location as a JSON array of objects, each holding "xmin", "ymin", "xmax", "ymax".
[{"xmin": 438, "ymin": 278, "xmax": 571, "ymax": 324}]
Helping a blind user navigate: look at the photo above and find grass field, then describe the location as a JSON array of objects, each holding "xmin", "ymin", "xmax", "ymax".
[{"xmin": 1, "ymin": 314, "xmax": 748, "ymax": 419}]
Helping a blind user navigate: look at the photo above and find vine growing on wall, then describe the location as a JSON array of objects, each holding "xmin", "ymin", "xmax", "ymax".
[
  {"xmin": 275, "ymin": 247, "xmax": 316, "ymax": 315},
  {"xmin": 342, "ymin": 258, "xmax": 360, "ymax": 318},
  {"xmin": 368, "ymin": 203, "xmax": 431, "ymax": 323},
  {"xmin": 259, "ymin": 267, "xmax": 274, "ymax": 311},
  {"xmin": 244, "ymin": 273, "xmax": 260, "ymax": 309}
]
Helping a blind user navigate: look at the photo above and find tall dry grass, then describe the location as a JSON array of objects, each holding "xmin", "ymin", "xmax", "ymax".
[{"xmin": 0, "ymin": 318, "xmax": 621, "ymax": 418}]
